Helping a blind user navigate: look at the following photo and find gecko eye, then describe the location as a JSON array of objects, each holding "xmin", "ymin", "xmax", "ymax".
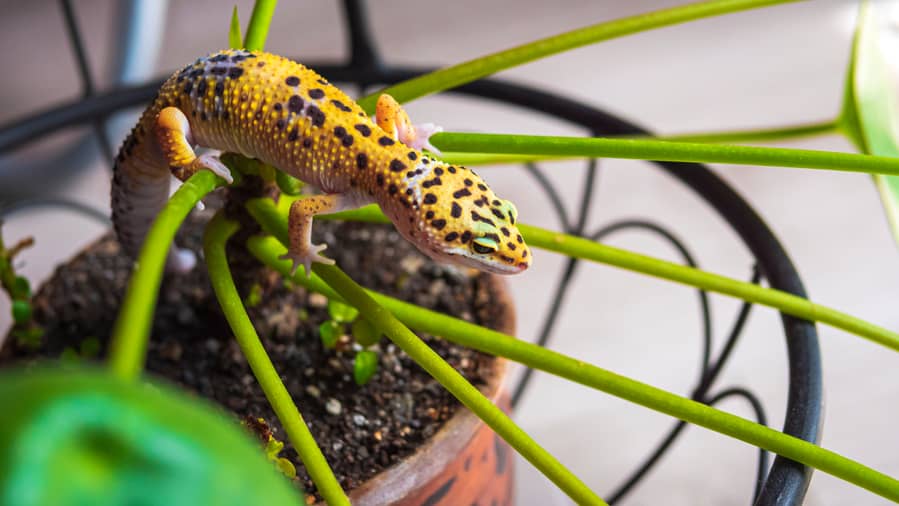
[{"xmin": 471, "ymin": 237, "xmax": 498, "ymax": 255}]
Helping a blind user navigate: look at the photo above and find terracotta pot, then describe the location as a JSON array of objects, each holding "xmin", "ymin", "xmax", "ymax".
[{"xmin": 340, "ymin": 275, "xmax": 516, "ymax": 506}]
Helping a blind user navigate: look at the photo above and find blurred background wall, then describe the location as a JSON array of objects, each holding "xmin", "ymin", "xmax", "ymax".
[{"xmin": 1, "ymin": 1, "xmax": 896, "ymax": 504}]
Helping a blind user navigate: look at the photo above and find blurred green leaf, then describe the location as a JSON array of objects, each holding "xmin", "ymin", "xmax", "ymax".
[
  {"xmin": 353, "ymin": 350, "xmax": 378, "ymax": 386},
  {"xmin": 244, "ymin": 283, "xmax": 263, "ymax": 308},
  {"xmin": 318, "ymin": 320, "xmax": 341, "ymax": 349},
  {"xmin": 11, "ymin": 300, "xmax": 31, "ymax": 325},
  {"xmin": 0, "ymin": 367, "xmax": 303, "ymax": 504},
  {"xmin": 229, "ymin": 6, "xmax": 243, "ymax": 49},
  {"xmin": 327, "ymin": 299, "xmax": 359, "ymax": 323},
  {"xmin": 351, "ymin": 318, "xmax": 381, "ymax": 347},
  {"xmin": 841, "ymin": 1, "xmax": 899, "ymax": 246},
  {"xmin": 80, "ymin": 337, "xmax": 101, "ymax": 359},
  {"xmin": 12, "ymin": 276, "xmax": 30, "ymax": 299}
]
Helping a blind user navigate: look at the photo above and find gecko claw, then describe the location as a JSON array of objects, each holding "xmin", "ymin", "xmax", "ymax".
[
  {"xmin": 196, "ymin": 153, "xmax": 234, "ymax": 183},
  {"xmin": 279, "ymin": 243, "xmax": 334, "ymax": 278}
]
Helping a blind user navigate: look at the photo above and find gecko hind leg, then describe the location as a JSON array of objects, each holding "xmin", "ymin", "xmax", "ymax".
[
  {"xmin": 280, "ymin": 194, "xmax": 357, "ymax": 277},
  {"xmin": 154, "ymin": 107, "xmax": 233, "ymax": 273},
  {"xmin": 375, "ymin": 94, "xmax": 443, "ymax": 155}
]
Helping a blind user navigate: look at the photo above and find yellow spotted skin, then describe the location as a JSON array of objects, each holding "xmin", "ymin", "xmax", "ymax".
[{"xmin": 111, "ymin": 49, "xmax": 530, "ymax": 274}]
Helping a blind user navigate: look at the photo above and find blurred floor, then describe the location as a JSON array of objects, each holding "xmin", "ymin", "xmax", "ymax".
[{"xmin": 1, "ymin": 1, "xmax": 897, "ymax": 505}]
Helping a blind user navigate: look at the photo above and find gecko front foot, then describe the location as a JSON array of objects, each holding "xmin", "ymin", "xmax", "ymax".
[{"xmin": 279, "ymin": 243, "xmax": 334, "ymax": 277}]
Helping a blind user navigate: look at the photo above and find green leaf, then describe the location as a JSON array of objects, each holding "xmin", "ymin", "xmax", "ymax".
[
  {"xmin": 11, "ymin": 300, "xmax": 31, "ymax": 324},
  {"xmin": 12, "ymin": 275, "xmax": 30, "ymax": 299},
  {"xmin": 841, "ymin": 1, "xmax": 899, "ymax": 247},
  {"xmin": 243, "ymin": 0, "xmax": 278, "ymax": 52},
  {"xmin": 353, "ymin": 350, "xmax": 378, "ymax": 386},
  {"xmin": 229, "ymin": 6, "xmax": 242, "ymax": 49},
  {"xmin": 351, "ymin": 318, "xmax": 381, "ymax": 347},
  {"xmin": 318, "ymin": 320, "xmax": 341, "ymax": 349},
  {"xmin": 327, "ymin": 299, "xmax": 359, "ymax": 323}
]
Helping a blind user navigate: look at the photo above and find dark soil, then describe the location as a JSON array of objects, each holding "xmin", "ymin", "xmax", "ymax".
[{"xmin": 0, "ymin": 212, "xmax": 511, "ymax": 501}]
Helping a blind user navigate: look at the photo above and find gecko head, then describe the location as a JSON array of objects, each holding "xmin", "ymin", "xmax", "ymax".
[{"xmin": 408, "ymin": 164, "xmax": 531, "ymax": 275}]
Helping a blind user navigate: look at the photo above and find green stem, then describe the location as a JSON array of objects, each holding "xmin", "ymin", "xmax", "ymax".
[
  {"xmin": 253, "ymin": 199, "xmax": 899, "ymax": 352},
  {"xmin": 357, "ymin": 0, "xmax": 797, "ymax": 113},
  {"xmin": 520, "ymin": 224, "xmax": 899, "ymax": 352},
  {"xmin": 108, "ymin": 171, "xmax": 223, "ymax": 380},
  {"xmin": 203, "ymin": 213, "xmax": 348, "ymax": 506},
  {"xmin": 651, "ymin": 118, "xmax": 839, "ymax": 144},
  {"xmin": 313, "ymin": 263, "xmax": 606, "ymax": 506},
  {"xmin": 431, "ymin": 132, "xmax": 899, "ymax": 176},
  {"xmin": 243, "ymin": 0, "xmax": 278, "ymax": 51},
  {"xmin": 246, "ymin": 236, "xmax": 899, "ymax": 504}
]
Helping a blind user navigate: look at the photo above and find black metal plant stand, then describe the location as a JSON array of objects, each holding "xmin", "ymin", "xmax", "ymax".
[{"xmin": 0, "ymin": 1, "xmax": 822, "ymax": 504}]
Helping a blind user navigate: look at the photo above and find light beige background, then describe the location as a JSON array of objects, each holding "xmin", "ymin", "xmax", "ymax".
[{"xmin": 1, "ymin": 1, "xmax": 897, "ymax": 504}]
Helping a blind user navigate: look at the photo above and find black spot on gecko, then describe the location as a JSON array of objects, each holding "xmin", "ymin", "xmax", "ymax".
[
  {"xmin": 389, "ymin": 159, "xmax": 406, "ymax": 172},
  {"xmin": 516, "ymin": 234, "xmax": 523, "ymax": 243},
  {"xmin": 444, "ymin": 232, "xmax": 459, "ymax": 242},
  {"xmin": 354, "ymin": 124, "xmax": 371, "ymax": 137},
  {"xmin": 477, "ymin": 183, "xmax": 487, "ymax": 191},
  {"xmin": 183, "ymin": 81, "xmax": 193, "ymax": 94},
  {"xmin": 303, "ymin": 138, "xmax": 313, "ymax": 148},
  {"xmin": 376, "ymin": 173, "xmax": 384, "ymax": 186},
  {"xmin": 228, "ymin": 67, "xmax": 243, "ymax": 79},
  {"xmin": 434, "ymin": 167, "xmax": 443, "ymax": 175},
  {"xmin": 423, "ymin": 194, "xmax": 437, "ymax": 205},
  {"xmin": 408, "ymin": 151, "xmax": 417, "ymax": 161},
  {"xmin": 331, "ymin": 99, "xmax": 352, "ymax": 112},
  {"xmin": 196, "ymin": 80, "xmax": 208, "ymax": 96},
  {"xmin": 405, "ymin": 188, "xmax": 413, "ymax": 195},
  {"xmin": 507, "ymin": 242, "xmax": 516, "ymax": 250},
  {"xmin": 448, "ymin": 166, "xmax": 457, "ymax": 174},
  {"xmin": 378, "ymin": 136, "xmax": 395, "ymax": 146},
  {"xmin": 460, "ymin": 231, "xmax": 472, "ymax": 243},
  {"xmin": 388, "ymin": 184, "xmax": 398, "ymax": 195},
  {"xmin": 307, "ymin": 105, "xmax": 325, "ymax": 127},
  {"xmin": 451, "ymin": 202, "xmax": 462, "ymax": 218},
  {"xmin": 342, "ymin": 135, "xmax": 354, "ymax": 147},
  {"xmin": 308, "ymin": 88, "xmax": 325, "ymax": 99},
  {"xmin": 257, "ymin": 61, "xmax": 265, "ymax": 67},
  {"xmin": 285, "ymin": 76, "xmax": 300, "ymax": 86},
  {"xmin": 421, "ymin": 177, "xmax": 442, "ymax": 188},
  {"xmin": 214, "ymin": 81, "xmax": 225, "ymax": 96},
  {"xmin": 287, "ymin": 127, "xmax": 299, "ymax": 142},
  {"xmin": 356, "ymin": 153, "xmax": 368, "ymax": 169},
  {"xmin": 492, "ymin": 208, "xmax": 506, "ymax": 220},
  {"xmin": 210, "ymin": 66, "xmax": 227, "ymax": 76},
  {"xmin": 275, "ymin": 119, "xmax": 285, "ymax": 130},
  {"xmin": 431, "ymin": 219, "xmax": 446, "ymax": 230},
  {"xmin": 210, "ymin": 53, "xmax": 229, "ymax": 62},
  {"xmin": 453, "ymin": 188, "xmax": 472, "ymax": 198},
  {"xmin": 464, "ymin": 179, "xmax": 473, "ymax": 186},
  {"xmin": 492, "ymin": 199, "xmax": 502, "ymax": 206},
  {"xmin": 334, "ymin": 126, "xmax": 347, "ymax": 138},
  {"xmin": 288, "ymin": 95, "xmax": 304, "ymax": 114},
  {"xmin": 501, "ymin": 227, "xmax": 510, "ymax": 236}
]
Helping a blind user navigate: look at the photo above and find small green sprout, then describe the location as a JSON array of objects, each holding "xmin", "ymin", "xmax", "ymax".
[
  {"xmin": 244, "ymin": 282, "xmax": 263, "ymax": 308},
  {"xmin": 327, "ymin": 299, "xmax": 358, "ymax": 323},
  {"xmin": 318, "ymin": 320, "xmax": 341, "ymax": 349},
  {"xmin": 353, "ymin": 350, "xmax": 378, "ymax": 386},
  {"xmin": 0, "ymin": 225, "xmax": 42, "ymax": 349}
]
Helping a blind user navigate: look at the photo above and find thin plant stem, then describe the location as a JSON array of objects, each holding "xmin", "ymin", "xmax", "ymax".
[
  {"xmin": 357, "ymin": 0, "xmax": 797, "ymax": 113},
  {"xmin": 430, "ymin": 132, "xmax": 899, "ymax": 176},
  {"xmin": 242, "ymin": 0, "xmax": 278, "ymax": 51},
  {"xmin": 203, "ymin": 213, "xmax": 349, "ymax": 506},
  {"xmin": 107, "ymin": 171, "xmax": 223, "ymax": 380},
  {"xmin": 648, "ymin": 118, "xmax": 839, "ymax": 144},
  {"xmin": 256, "ymin": 199, "xmax": 899, "ymax": 352},
  {"xmin": 311, "ymin": 262, "xmax": 607, "ymax": 506},
  {"xmin": 244, "ymin": 233, "xmax": 899, "ymax": 504}
]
